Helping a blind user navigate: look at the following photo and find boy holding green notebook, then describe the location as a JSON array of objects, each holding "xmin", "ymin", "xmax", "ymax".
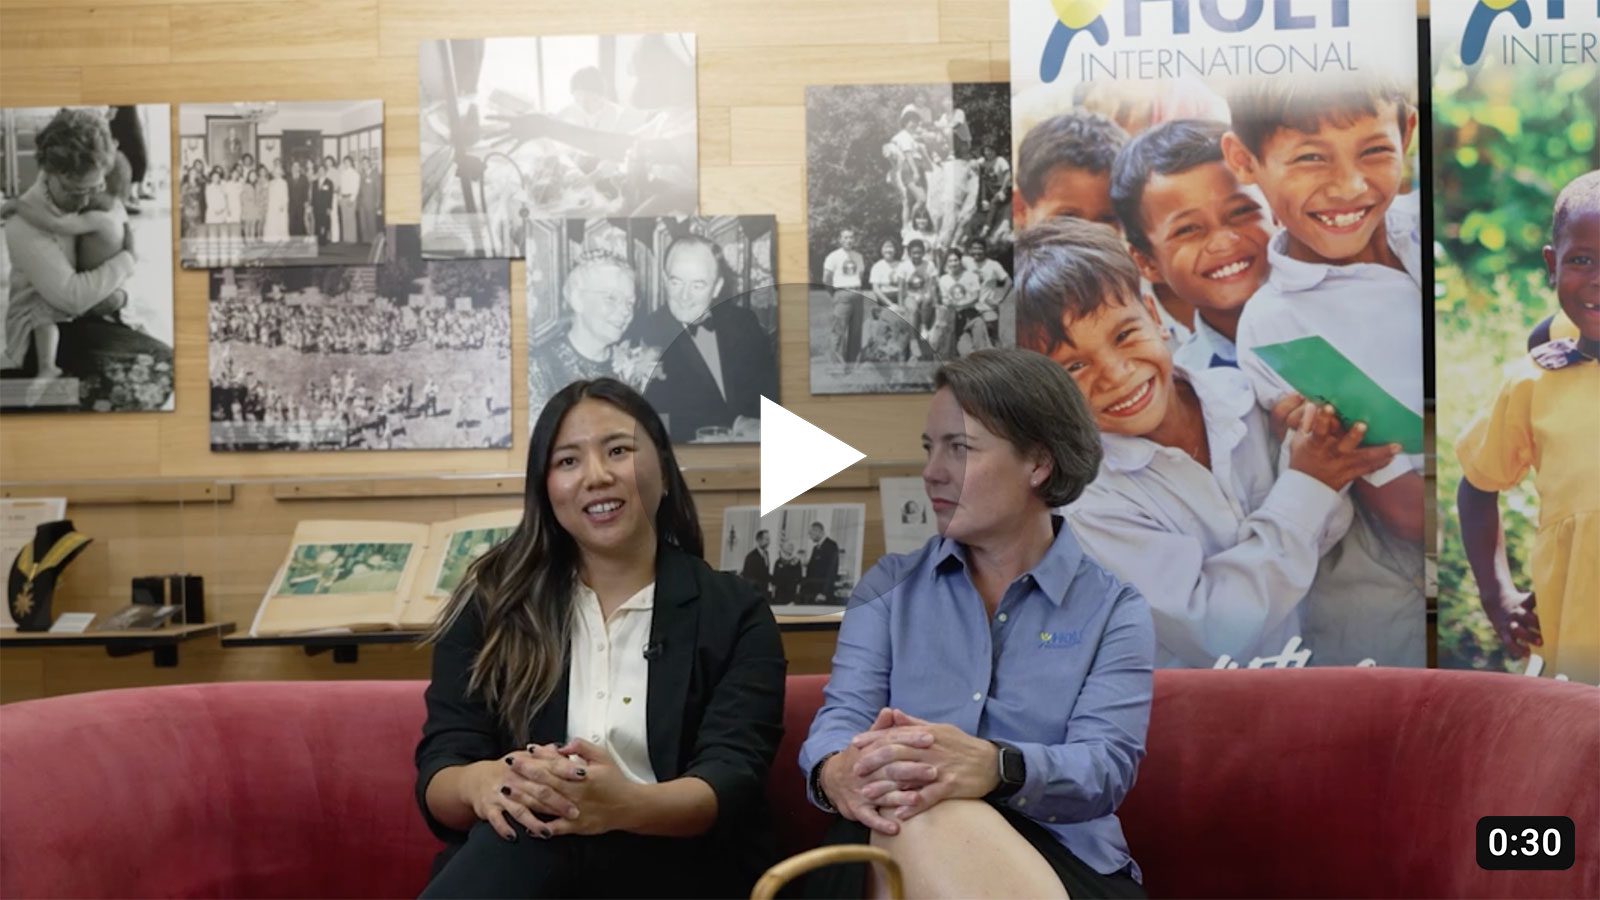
[
  {"xmin": 1222, "ymin": 76, "xmax": 1427, "ymax": 666},
  {"xmin": 1016, "ymin": 218, "xmax": 1398, "ymax": 668}
]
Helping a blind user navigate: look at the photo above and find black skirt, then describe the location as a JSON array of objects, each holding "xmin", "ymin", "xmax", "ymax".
[{"xmin": 801, "ymin": 805, "xmax": 1146, "ymax": 900}]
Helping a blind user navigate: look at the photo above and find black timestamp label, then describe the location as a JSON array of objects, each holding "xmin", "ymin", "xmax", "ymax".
[{"xmin": 1476, "ymin": 816, "xmax": 1575, "ymax": 871}]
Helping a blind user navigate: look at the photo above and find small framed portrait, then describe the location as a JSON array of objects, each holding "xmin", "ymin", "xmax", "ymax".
[{"xmin": 205, "ymin": 116, "xmax": 256, "ymax": 173}]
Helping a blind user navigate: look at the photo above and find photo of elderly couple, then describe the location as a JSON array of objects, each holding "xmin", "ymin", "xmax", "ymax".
[{"xmin": 526, "ymin": 214, "xmax": 778, "ymax": 444}]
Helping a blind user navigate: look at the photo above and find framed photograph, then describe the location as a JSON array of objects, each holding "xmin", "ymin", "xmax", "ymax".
[
  {"xmin": 526, "ymin": 215, "xmax": 778, "ymax": 444},
  {"xmin": 205, "ymin": 116, "xmax": 257, "ymax": 174},
  {"xmin": 0, "ymin": 104, "xmax": 175, "ymax": 413},
  {"xmin": 178, "ymin": 100, "xmax": 386, "ymax": 269},
  {"xmin": 208, "ymin": 224, "xmax": 513, "ymax": 451},
  {"xmin": 806, "ymin": 83, "xmax": 1015, "ymax": 395},
  {"xmin": 418, "ymin": 34, "xmax": 699, "ymax": 258},
  {"xmin": 878, "ymin": 476, "xmax": 938, "ymax": 556},
  {"xmin": 718, "ymin": 504, "xmax": 865, "ymax": 615}
]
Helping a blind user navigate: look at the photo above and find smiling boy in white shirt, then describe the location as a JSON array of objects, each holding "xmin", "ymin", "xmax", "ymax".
[{"xmin": 1016, "ymin": 218, "xmax": 1398, "ymax": 667}]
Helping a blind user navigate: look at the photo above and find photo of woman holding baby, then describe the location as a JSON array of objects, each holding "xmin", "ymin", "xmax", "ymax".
[{"xmin": 0, "ymin": 104, "xmax": 175, "ymax": 413}]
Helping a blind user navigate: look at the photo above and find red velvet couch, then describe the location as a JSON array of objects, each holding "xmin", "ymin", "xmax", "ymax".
[{"xmin": 1, "ymin": 668, "xmax": 1594, "ymax": 898}]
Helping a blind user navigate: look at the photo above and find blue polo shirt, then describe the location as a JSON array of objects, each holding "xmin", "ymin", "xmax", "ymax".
[{"xmin": 799, "ymin": 517, "xmax": 1155, "ymax": 879}]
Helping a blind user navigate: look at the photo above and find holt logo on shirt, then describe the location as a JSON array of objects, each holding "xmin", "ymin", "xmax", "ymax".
[{"xmin": 1039, "ymin": 630, "xmax": 1083, "ymax": 649}]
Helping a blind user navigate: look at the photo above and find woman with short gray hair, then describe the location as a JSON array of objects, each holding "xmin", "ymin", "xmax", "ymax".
[{"xmin": 799, "ymin": 347, "xmax": 1154, "ymax": 899}]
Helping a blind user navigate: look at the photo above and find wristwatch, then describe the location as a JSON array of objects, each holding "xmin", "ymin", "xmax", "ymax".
[
  {"xmin": 809, "ymin": 751, "xmax": 840, "ymax": 814},
  {"xmin": 986, "ymin": 740, "xmax": 1026, "ymax": 801}
]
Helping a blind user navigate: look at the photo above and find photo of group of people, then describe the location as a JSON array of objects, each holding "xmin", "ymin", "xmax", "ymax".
[
  {"xmin": 0, "ymin": 104, "xmax": 175, "ymax": 413},
  {"xmin": 418, "ymin": 34, "xmax": 698, "ymax": 259},
  {"xmin": 525, "ymin": 214, "xmax": 778, "ymax": 443},
  {"xmin": 208, "ymin": 225, "xmax": 512, "ymax": 451},
  {"xmin": 1432, "ymin": 0, "xmax": 1600, "ymax": 684},
  {"xmin": 1008, "ymin": 0, "xmax": 1426, "ymax": 668},
  {"xmin": 806, "ymin": 82, "xmax": 1015, "ymax": 394},
  {"xmin": 719, "ymin": 504, "xmax": 865, "ymax": 614},
  {"xmin": 178, "ymin": 101, "xmax": 385, "ymax": 269}
]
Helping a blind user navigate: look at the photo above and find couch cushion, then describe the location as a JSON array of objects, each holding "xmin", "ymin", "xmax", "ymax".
[{"xmin": 2, "ymin": 669, "xmax": 1595, "ymax": 898}]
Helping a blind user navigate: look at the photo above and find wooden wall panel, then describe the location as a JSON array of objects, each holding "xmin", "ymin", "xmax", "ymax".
[
  {"xmin": 0, "ymin": 0, "xmax": 998, "ymax": 699},
  {"xmin": 0, "ymin": 0, "xmax": 1009, "ymax": 484}
]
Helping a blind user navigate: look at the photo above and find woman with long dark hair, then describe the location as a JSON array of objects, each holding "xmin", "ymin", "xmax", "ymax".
[{"xmin": 415, "ymin": 378, "xmax": 786, "ymax": 898}]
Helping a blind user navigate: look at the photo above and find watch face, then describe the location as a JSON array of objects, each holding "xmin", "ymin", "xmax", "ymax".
[{"xmin": 1001, "ymin": 747, "xmax": 1024, "ymax": 784}]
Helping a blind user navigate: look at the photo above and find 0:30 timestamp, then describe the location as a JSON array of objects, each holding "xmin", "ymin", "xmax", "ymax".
[{"xmin": 1476, "ymin": 816, "xmax": 1576, "ymax": 871}]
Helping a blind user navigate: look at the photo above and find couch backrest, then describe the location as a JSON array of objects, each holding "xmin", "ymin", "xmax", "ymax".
[{"xmin": 1, "ymin": 669, "xmax": 1594, "ymax": 899}]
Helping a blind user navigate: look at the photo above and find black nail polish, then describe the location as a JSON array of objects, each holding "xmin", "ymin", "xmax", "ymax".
[
  {"xmin": 504, "ymin": 757, "xmax": 514, "ymax": 765},
  {"xmin": 540, "ymin": 827, "xmax": 553, "ymax": 839},
  {"xmin": 575, "ymin": 768, "xmax": 587, "ymax": 777},
  {"xmin": 503, "ymin": 832, "xmax": 517, "ymax": 843},
  {"xmin": 500, "ymin": 785, "xmax": 510, "ymax": 796}
]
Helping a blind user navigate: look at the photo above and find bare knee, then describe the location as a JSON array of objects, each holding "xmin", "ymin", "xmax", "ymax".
[{"xmin": 869, "ymin": 798, "xmax": 1000, "ymax": 856}]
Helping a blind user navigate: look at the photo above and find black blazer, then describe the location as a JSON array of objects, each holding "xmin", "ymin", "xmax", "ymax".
[
  {"xmin": 803, "ymin": 537, "xmax": 841, "ymax": 601},
  {"xmin": 414, "ymin": 545, "xmax": 787, "ymax": 894},
  {"xmin": 740, "ymin": 547, "xmax": 772, "ymax": 598},
  {"xmin": 632, "ymin": 303, "xmax": 779, "ymax": 443}
]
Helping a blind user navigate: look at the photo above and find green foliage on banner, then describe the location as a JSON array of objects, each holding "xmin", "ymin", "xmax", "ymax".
[{"xmin": 1432, "ymin": 61, "xmax": 1598, "ymax": 673}]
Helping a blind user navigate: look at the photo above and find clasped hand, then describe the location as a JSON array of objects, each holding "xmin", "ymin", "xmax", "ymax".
[
  {"xmin": 472, "ymin": 739, "xmax": 637, "ymax": 841},
  {"xmin": 822, "ymin": 708, "xmax": 999, "ymax": 835}
]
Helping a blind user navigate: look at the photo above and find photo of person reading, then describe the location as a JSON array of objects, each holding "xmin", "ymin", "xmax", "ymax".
[
  {"xmin": 1111, "ymin": 119, "xmax": 1272, "ymax": 372},
  {"xmin": 1222, "ymin": 76, "xmax": 1427, "ymax": 666},
  {"xmin": 1455, "ymin": 170, "xmax": 1600, "ymax": 685},
  {"xmin": 1016, "ymin": 218, "xmax": 1396, "ymax": 667}
]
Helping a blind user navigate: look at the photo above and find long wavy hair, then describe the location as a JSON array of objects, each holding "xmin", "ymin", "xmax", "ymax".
[{"xmin": 428, "ymin": 378, "xmax": 703, "ymax": 743}]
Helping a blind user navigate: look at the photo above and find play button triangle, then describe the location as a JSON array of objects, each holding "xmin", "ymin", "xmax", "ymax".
[{"xmin": 759, "ymin": 396, "xmax": 865, "ymax": 515}]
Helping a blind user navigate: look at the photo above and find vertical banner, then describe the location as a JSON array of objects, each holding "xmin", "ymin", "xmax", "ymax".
[
  {"xmin": 1009, "ymin": 1, "xmax": 1426, "ymax": 668},
  {"xmin": 1432, "ymin": 0, "xmax": 1599, "ymax": 684}
]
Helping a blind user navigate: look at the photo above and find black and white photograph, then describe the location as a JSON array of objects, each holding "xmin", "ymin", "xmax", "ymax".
[
  {"xmin": 526, "ymin": 214, "xmax": 778, "ymax": 443},
  {"xmin": 0, "ymin": 105, "xmax": 174, "ymax": 413},
  {"xmin": 878, "ymin": 476, "xmax": 939, "ymax": 556},
  {"xmin": 719, "ymin": 504, "xmax": 866, "ymax": 614},
  {"xmin": 208, "ymin": 224, "xmax": 512, "ymax": 451},
  {"xmin": 178, "ymin": 101, "xmax": 385, "ymax": 269},
  {"xmin": 806, "ymin": 83, "xmax": 1014, "ymax": 395},
  {"xmin": 419, "ymin": 34, "xmax": 699, "ymax": 259}
]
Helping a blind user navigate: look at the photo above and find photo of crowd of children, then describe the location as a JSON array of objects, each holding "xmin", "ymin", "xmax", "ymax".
[
  {"xmin": 0, "ymin": 105, "xmax": 175, "ymax": 413},
  {"xmin": 178, "ymin": 101, "xmax": 384, "ymax": 269},
  {"xmin": 526, "ymin": 214, "xmax": 778, "ymax": 443},
  {"xmin": 208, "ymin": 224, "xmax": 512, "ymax": 451},
  {"xmin": 719, "ymin": 504, "xmax": 865, "ymax": 615},
  {"xmin": 806, "ymin": 83, "xmax": 1015, "ymax": 395},
  {"xmin": 1432, "ymin": 4, "xmax": 1599, "ymax": 684},
  {"xmin": 419, "ymin": 34, "xmax": 698, "ymax": 259},
  {"xmin": 1009, "ymin": 7, "xmax": 1427, "ymax": 668}
]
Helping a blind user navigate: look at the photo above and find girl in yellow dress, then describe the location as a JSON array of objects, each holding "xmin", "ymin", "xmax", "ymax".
[{"xmin": 1455, "ymin": 170, "xmax": 1600, "ymax": 684}]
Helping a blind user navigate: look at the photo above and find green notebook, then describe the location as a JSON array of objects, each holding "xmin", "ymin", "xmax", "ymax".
[{"xmin": 1251, "ymin": 335, "xmax": 1423, "ymax": 454}]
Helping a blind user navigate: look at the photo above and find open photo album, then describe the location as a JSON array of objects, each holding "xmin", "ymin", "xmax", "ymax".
[{"xmin": 248, "ymin": 510, "xmax": 520, "ymax": 636}]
